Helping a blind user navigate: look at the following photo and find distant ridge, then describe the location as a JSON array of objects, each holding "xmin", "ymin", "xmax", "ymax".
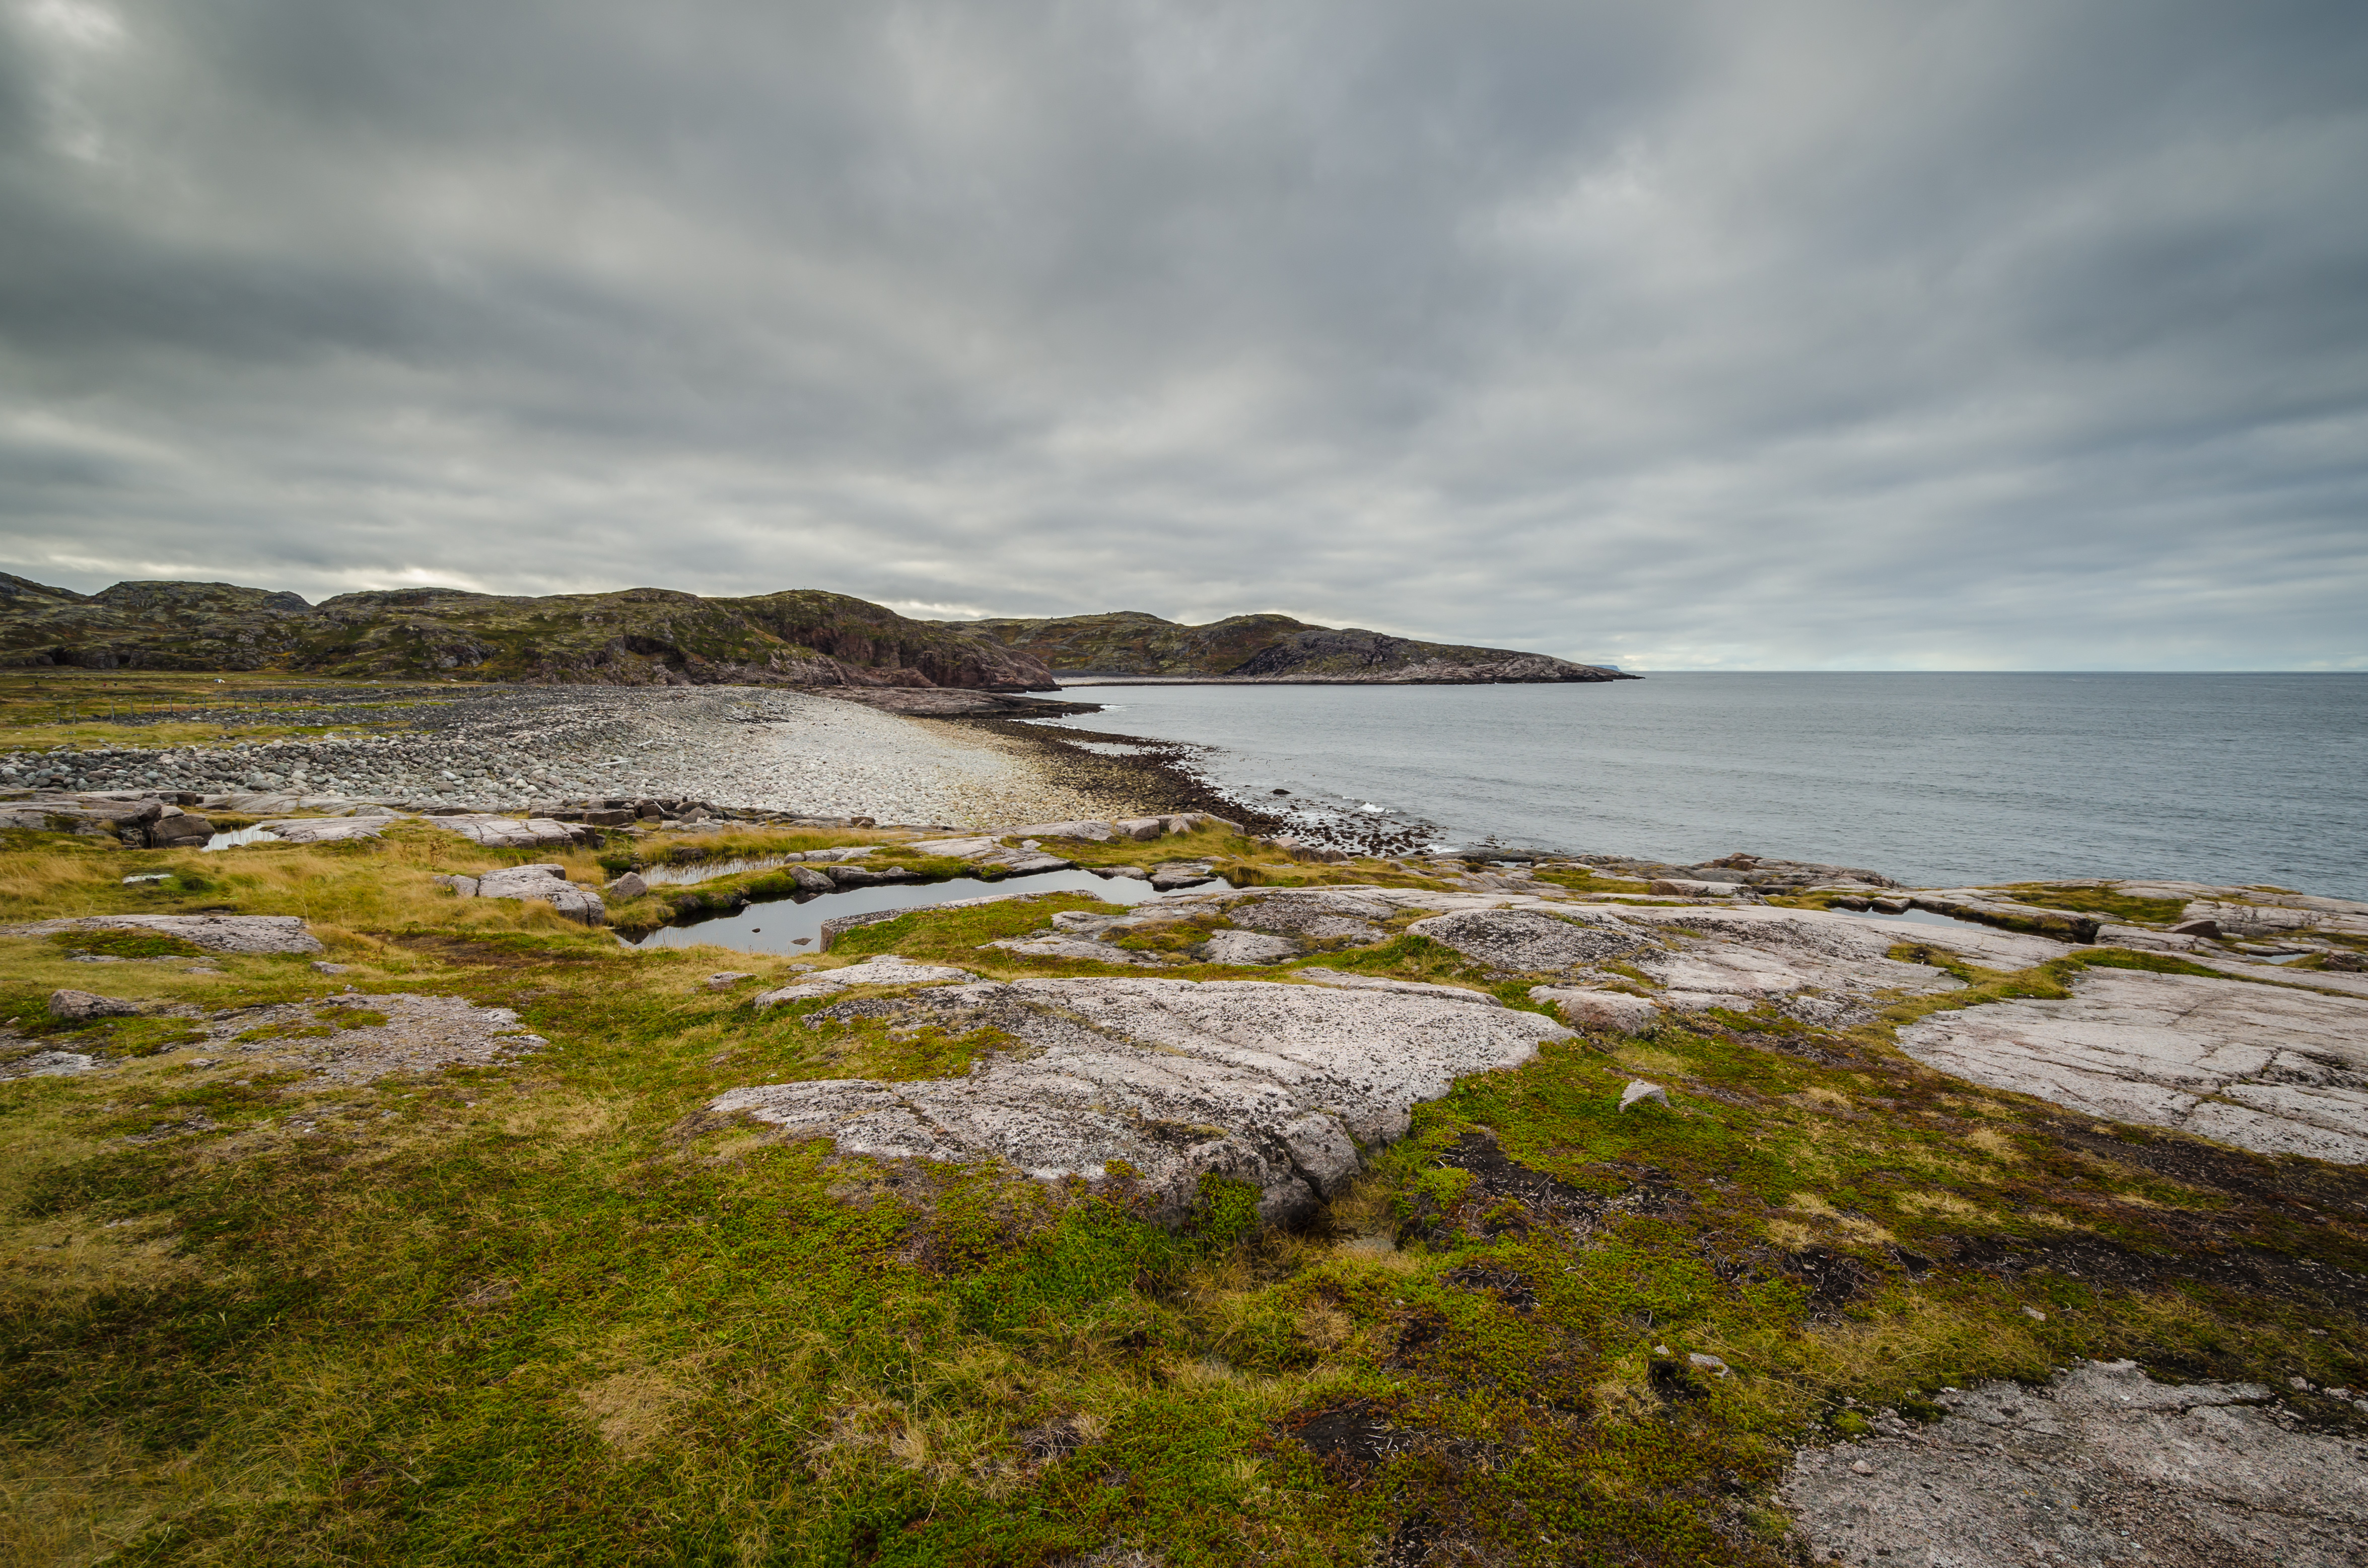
[
  {"xmin": 0, "ymin": 576, "xmax": 1055, "ymax": 690},
  {"xmin": 0, "ymin": 575, "xmax": 1631, "ymax": 689},
  {"xmin": 937, "ymin": 609, "xmax": 1635, "ymax": 684}
]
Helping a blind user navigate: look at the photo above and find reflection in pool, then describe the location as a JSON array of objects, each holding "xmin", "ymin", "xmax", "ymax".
[
  {"xmin": 619, "ymin": 868, "xmax": 1196, "ymax": 956},
  {"xmin": 202, "ymin": 827, "xmax": 282, "ymax": 851}
]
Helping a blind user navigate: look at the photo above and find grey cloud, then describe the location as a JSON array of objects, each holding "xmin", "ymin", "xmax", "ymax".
[{"xmin": 2, "ymin": 0, "xmax": 2362, "ymax": 668}]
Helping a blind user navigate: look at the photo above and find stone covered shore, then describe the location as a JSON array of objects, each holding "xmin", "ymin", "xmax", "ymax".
[{"xmin": 0, "ymin": 685, "xmax": 1161, "ymax": 830}]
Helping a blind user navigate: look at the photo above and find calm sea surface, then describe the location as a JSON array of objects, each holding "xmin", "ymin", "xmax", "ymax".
[{"xmin": 1036, "ymin": 675, "xmax": 2368, "ymax": 899}]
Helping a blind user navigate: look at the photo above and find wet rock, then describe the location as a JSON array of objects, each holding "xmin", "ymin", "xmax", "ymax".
[
  {"xmin": 711, "ymin": 977, "xmax": 1570, "ymax": 1223},
  {"xmin": 48, "ymin": 989, "xmax": 144, "ymax": 1022},
  {"xmin": 1148, "ymin": 863, "xmax": 1217, "ymax": 891},
  {"xmin": 1898, "ymin": 967, "xmax": 2368, "ymax": 1164}
]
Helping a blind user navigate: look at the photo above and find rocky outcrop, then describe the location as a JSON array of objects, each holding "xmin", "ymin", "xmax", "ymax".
[
  {"xmin": 938, "ymin": 609, "xmax": 1633, "ymax": 684},
  {"xmin": 710, "ymin": 976, "xmax": 1570, "ymax": 1224},
  {"xmin": 1783, "ymin": 1360, "xmax": 2366, "ymax": 1567},
  {"xmin": 1898, "ymin": 968, "xmax": 2368, "ymax": 1164},
  {"xmin": 6, "ymin": 915, "xmax": 322, "ymax": 954}
]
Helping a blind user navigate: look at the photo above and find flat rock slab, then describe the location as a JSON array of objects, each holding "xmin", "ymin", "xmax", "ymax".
[
  {"xmin": 1219, "ymin": 890, "xmax": 1398, "ymax": 941},
  {"xmin": 710, "ymin": 977, "xmax": 1570, "ymax": 1222},
  {"xmin": 253, "ymin": 815, "xmax": 397, "ymax": 844},
  {"xmin": 201, "ymin": 993, "xmax": 547, "ymax": 1084},
  {"xmin": 1406, "ymin": 907, "xmax": 1646, "ymax": 972},
  {"xmin": 6, "ymin": 914, "xmax": 322, "ymax": 955},
  {"xmin": 751, "ymin": 958, "xmax": 977, "ymax": 1006},
  {"xmin": 1898, "ymin": 967, "xmax": 2368, "ymax": 1164},
  {"xmin": 1782, "ymin": 1359, "xmax": 2366, "ymax": 1567},
  {"xmin": 430, "ymin": 815, "xmax": 583, "ymax": 849}
]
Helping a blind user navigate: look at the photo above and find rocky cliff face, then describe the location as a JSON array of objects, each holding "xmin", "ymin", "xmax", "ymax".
[
  {"xmin": 939, "ymin": 609, "xmax": 1634, "ymax": 683},
  {"xmin": 0, "ymin": 578, "xmax": 1058, "ymax": 691}
]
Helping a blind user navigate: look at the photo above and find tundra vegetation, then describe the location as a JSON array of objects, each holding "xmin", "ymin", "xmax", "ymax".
[{"xmin": 0, "ymin": 688, "xmax": 2362, "ymax": 1567}]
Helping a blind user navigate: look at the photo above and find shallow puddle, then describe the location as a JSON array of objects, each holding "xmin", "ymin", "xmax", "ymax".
[{"xmin": 620, "ymin": 868, "xmax": 1193, "ymax": 955}]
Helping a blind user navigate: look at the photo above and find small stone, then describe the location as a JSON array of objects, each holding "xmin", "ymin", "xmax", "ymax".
[
  {"xmin": 2024, "ymin": 1306, "xmax": 2047, "ymax": 1322},
  {"xmin": 1850, "ymin": 1459, "xmax": 1874, "ymax": 1476},
  {"xmin": 1619, "ymin": 1080, "xmax": 1670, "ymax": 1111},
  {"xmin": 606, "ymin": 871, "xmax": 650, "ymax": 900},
  {"xmin": 1688, "ymin": 1353, "xmax": 1730, "ymax": 1377},
  {"xmin": 311, "ymin": 961, "xmax": 349, "ymax": 975},
  {"xmin": 706, "ymin": 972, "xmax": 756, "ymax": 989}
]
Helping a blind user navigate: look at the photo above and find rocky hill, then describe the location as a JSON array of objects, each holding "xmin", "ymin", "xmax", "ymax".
[
  {"xmin": 938, "ymin": 609, "xmax": 1634, "ymax": 682},
  {"xmin": 0, "ymin": 576, "xmax": 1057, "ymax": 690}
]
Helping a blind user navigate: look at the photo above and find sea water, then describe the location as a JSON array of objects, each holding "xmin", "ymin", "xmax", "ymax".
[{"xmin": 1037, "ymin": 674, "xmax": 2368, "ymax": 899}]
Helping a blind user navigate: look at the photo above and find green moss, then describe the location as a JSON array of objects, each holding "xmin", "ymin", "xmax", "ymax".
[
  {"xmin": 1989, "ymin": 884, "xmax": 2189, "ymax": 925},
  {"xmin": 48, "ymin": 929, "xmax": 204, "ymax": 960}
]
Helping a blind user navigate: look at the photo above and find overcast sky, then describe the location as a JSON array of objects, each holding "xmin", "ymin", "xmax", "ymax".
[{"xmin": 3, "ymin": 1, "xmax": 2363, "ymax": 669}]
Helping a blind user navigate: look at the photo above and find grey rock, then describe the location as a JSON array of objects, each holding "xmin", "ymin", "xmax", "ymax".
[
  {"xmin": 1531, "ymin": 986, "xmax": 1661, "ymax": 1033},
  {"xmin": 1090, "ymin": 865, "xmax": 1152, "ymax": 882},
  {"xmin": 1648, "ymin": 878, "xmax": 1740, "ymax": 897},
  {"xmin": 48, "ymin": 988, "xmax": 144, "ymax": 1022},
  {"xmin": 1618, "ymin": 1080, "xmax": 1669, "ymax": 1110},
  {"xmin": 6, "ymin": 914, "xmax": 322, "ymax": 955},
  {"xmin": 434, "ymin": 815, "xmax": 583, "ymax": 849},
  {"xmin": 252, "ymin": 815, "xmax": 390, "ymax": 845},
  {"xmin": 823, "ymin": 866, "xmax": 920, "ymax": 888},
  {"xmin": 1782, "ymin": 1360, "xmax": 2362, "ymax": 1568},
  {"xmin": 2181, "ymin": 899, "xmax": 2317, "ymax": 939},
  {"xmin": 605, "ymin": 871, "xmax": 651, "ymax": 900},
  {"xmin": 789, "ymin": 865, "xmax": 835, "ymax": 894},
  {"xmin": 706, "ymin": 971, "xmax": 756, "ymax": 989},
  {"xmin": 1115, "ymin": 817, "xmax": 1177, "ymax": 841},
  {"xmin": 1148, "ymin": 864, "xmax": 1218, "ymax": 891},
  {"xmin": 1221, "ymin": 889, "xmax": 1392, "ymax": 941},
  {"xmin": 473, "ymin": 865, "xmax": 605, "ymax": 925},
  {"xmin": 710, "ymin": 977, "xmax": 1570, "ymax": 1222},
  {"xmin": 146, "ymin": 812, "xmax": 214, "ymax": 847},
  {"xmin": 984, "ymin": 932, "xmax": 1169, "ymax": 965},
  {"xmin": 1293, "ymin": 968, "xmax": 1501, "ymax": 1006},
  {"xmin": 435, "ymin": 874, "xmax": 479, "ymax": 898},
  {"xmin": 0, "ymin": 1050, "xmax": 101, "ymax": 1082},
  {"xmin": 310, "ymin": 961, "xmax": 349, "ymax": 975},
  {"xmin": 1007, "ymin": 819, "xmax": 1118, "ymax": 842},
  {"xmin": 1271, "ymin": 837, "xmax": 1350, "ymax": 864},
  {"xmin": 1198, "ymin": 930, "xmax": 1301, "ymax": 965},
  {"xmin": 1898, "ymin": 967, "xmax": 2368, "ymax": 1165},
  {"xmin": 1407, "ymin": 907, "xmax": 1645, "ymax": 972},
  {"xmin": 751, "ymin": 957, "xmax": 977, "ymax": 1007}
]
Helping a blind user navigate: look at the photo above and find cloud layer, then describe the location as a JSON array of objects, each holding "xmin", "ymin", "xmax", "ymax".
[{"xmin": 3, "ymin": 0, "xmax": 2363, "ymax": 668}]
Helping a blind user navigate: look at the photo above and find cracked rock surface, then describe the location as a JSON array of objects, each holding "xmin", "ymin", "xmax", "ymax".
[
  {"xmin": 1898, "ymin": 968, "xmax": 2368, "ymax": 1164},
  {"xmin": 201, "ymin": 993, "xmax": 547, "ymax": 1084},
  {"xmin": 709, "ymin": 977, "xmax": 1569, "ymax": 1223},
  {"xmin": 4, "ymin": 914, "xmax": 323, "ymax": 955},
  {"xmin": 1782, "ymin": 1359, "xmax": 2367, "ymax": 1567}
]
